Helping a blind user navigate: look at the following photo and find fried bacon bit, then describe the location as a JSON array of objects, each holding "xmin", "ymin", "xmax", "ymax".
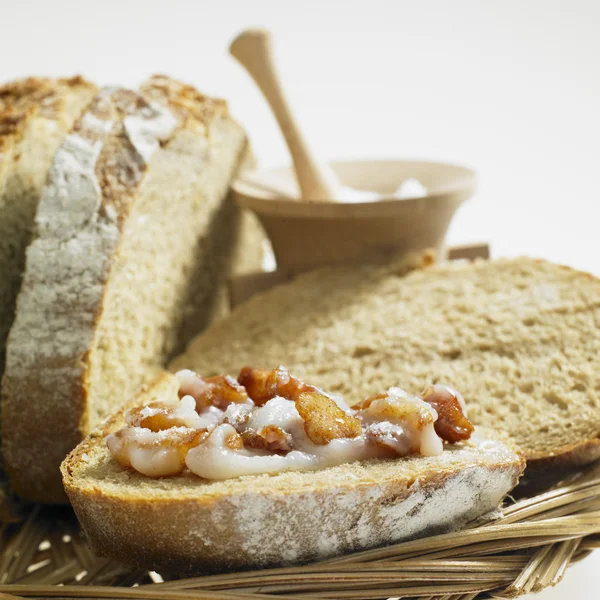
[
  {"xmin": 222, "ymin": 404, "xmax": 253, "ymax": 430},
  {"xmin": 364, "ymin": 422, "xmax": 408, "ymax": 456},
  {"xmin": 108, "ymin": 429, "xmax": 137, "ymax": 468},
  {"xmin": 238, "ymin": 366, "xmax": 322, "ymax": 406},
  {"xmin": 352, "ymin": 392, "xmax": 387, "ymax": 411},
  {"xmin": 420, "ymin": 384, "xmax": 474, "ymax": 443},
  {"xmin": 241, "ymin": 425, "xmax": 294, "ymax": 454},
  {"xmin": 224, "ymin": 429, "xmax": 244, "ymax": 450},
  {"xmin": 179, "ymin": 372, "xmax": 250, "ymax": 411},
  {"xmin": 296, "ymin": 391, "xmax": 362, "ymax": 445},
  {"xmin": 128, "ymin": 401, "xmax": 182, "ymax": 432},
  {"xmin": 179, "ymin": 429, "xmax": 211, "ymax": 460},
  {"xmin": 109, "ymin": 427, "xmax": 209, "ymax": 473},
  {"xmin": 366, "ymin": 395, "xmax": 435, "ymax": 431}
]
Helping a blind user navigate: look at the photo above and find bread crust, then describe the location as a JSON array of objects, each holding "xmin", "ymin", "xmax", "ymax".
[
  {"xmin": 525, "ymin": 439, "xmax": 600, "ymax": 471},
  {"xmin": 0, "ymin": 76, "xmax": 95, "ymax": 194},
  {"xmin": 2, "ymin": 78, "xmax": 248, "ymax": 503},
  {"xmin": 62, "ymin": 373, "xmax": 524, "ymax": 575},
  {"xmin": 0, "ymin": 76, "xmax": 91, "ymax": 152}
]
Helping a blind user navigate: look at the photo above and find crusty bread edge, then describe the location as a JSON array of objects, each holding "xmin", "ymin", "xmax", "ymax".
[
  {"xmin": 0, "ymin": 76, "xmax": 95, "ymax": 156},
  {"xmin": 525, "ymin": 439, "xmax": 600, "ymax": 471},
  {"xmin": 2, "ymin": 87, "xmax": 166, "ymax": 504}
]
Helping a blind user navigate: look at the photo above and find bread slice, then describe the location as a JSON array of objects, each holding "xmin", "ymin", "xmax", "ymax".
[
  {"xmin": 0, "ymin": 76, "xmax": 97, "ymax": 519},
  {"xmin": 62, "ymin": 371, "xmax": 524, "ymax": 575},
  {"xmin": 2, "ymin": 76, "xmax": 254, "ymax": 503},
  {"xmin": 171, "ymin": 256, "xmax": 600, "ymax": 471},
  {"xmin": 0, "ymin": 76, "xmax": 97, "ymax": 373}
]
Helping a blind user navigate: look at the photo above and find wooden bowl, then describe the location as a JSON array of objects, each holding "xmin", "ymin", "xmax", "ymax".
[{"xmin": 233, "ymin": 159, "xmax": 477, "ymax": 275}]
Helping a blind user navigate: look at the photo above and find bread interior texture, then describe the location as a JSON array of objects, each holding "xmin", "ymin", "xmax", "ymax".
[{"xmin": 86, "ymin": 121, "xmax": 246, "ymax": 428}]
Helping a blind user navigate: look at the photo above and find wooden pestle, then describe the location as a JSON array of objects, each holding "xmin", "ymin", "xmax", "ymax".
[{"xmin": 230, "ymin": 28, "xmax": 344, "ymax": 202}]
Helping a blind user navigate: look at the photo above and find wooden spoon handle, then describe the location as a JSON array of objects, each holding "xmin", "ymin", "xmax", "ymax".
[{"xmin": 230, "ymin": 28, "xmax": 341, "ymax": 201}]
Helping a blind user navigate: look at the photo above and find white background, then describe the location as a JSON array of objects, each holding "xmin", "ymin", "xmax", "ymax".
[{"xmin": 1, "ymin": 0, "xmax": 598, "ymax": 596}]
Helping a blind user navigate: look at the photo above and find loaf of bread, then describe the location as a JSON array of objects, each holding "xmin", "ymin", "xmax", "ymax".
[
  {"xmin": 62, "ymin": 371, "xmax": 524, "ymax": 575},
  {"xmin": 2, "ymin": 76, "xmax": 258, "ymax": 503},
  {"xmin": 172, "ymin": 256, "xmax": 600, "ymax": 470},
  {"xmin": 0, "ymin": 76, "xmax": 97, "ymax": 518}
]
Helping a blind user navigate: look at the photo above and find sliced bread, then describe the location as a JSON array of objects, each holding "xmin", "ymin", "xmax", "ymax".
[
  {"xmin": 2, "ymin": 76, "xmax": 255, "ymax": 503},
  {"xmin": 0, "ymin": 76, "xmax": 97, "ymax": 373},
  {"xmin": 62, "ymin": 371, "xmax": 524, "ymax": 575},
  {"xmin": 0, "ymin": 76, "xmax": 97, "ymax": 519},
  {"xmin": 171, "ymin": 256, "xmax": 600, "ymax": 470}
]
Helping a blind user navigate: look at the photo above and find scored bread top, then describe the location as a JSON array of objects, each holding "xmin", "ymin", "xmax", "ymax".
[
  {"xmin": 0, "ymin": 77, "xmax": 96, "ymax": 191},
  {"xmin": 0, "ymin": 76, "xmax": 92, "ymax": 153},
  {"xmin": 171, "ymin": 256, "xmax": 600, "ymax": 469},
  {"xmin": 62, "ymin": 371, "xmax": 524, "ymax": 573},
  {"xmin": 139, "ymin": 75, "xmax": 228, "ymax": 128},
  {"xmin": 2, "ymin": 77, "xmax": 248, "ymax": 503}
]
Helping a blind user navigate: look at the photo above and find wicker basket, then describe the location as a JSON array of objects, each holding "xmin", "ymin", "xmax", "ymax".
[{"xmin": 0, "ymin": 461, "xmax": 598, "ymax": 600}]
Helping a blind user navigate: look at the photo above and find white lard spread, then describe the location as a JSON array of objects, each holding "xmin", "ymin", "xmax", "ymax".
[{"xmin": 107, "ymin": 370, "xmax": 468, "ymax": 480}]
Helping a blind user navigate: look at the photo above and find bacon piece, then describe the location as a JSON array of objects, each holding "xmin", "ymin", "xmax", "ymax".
[
  {"xmin": 136, "ymin": 410, "xmax": 175, "ymax": 432},
  {"xmin": 353, "ymin": 392, "xmax": 388, "ymax": 411},
  {"xmin": 296, "ymin": 391, "xmax": 362, "ymax": 445},
  {"xmin": 108, "ymin": 427, "xmax": 209, "ymax": 475},
  {"xmin": 224, "ymin": 429, "xmax": 244, "ymax": 450},
  {"xmin": 238, "ymin": 366, "xmax": 320, "ymax": 406},
  {"xmin": 127, "ymin": 402, "xmax": 177, "ymax": 431},
  {"xmin": 241, "ymin": 425, "xmax": 294, "ymax": 454},
  {"xmin": 365, "ymin": 394, "xmax": 435, "ymax": 431},
  {"xmin": 179, "ymin": 372, "xmax": 250, "ymax": 411},
  {"xmin": 364, "ymin": 422, "xmax": 409, "ymax": 457},
  {"xmin": 127, "ymin": 399, "xmax": 198, "ymax": 431},
  {"xmin": 420, "ymin": 384, "xmax": 474, "ymax": 443}
]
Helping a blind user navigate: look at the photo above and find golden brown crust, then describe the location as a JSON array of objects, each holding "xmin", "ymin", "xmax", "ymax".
[
  {"xmin": 525, "ymin": 438, "xmax": 600, "ymax": 471},
  {"xmin": 91, "ymin": 78, "xmax": 230, "ymax": 228},
  {"xmin": 0, "ymin": 78, "xmax": 53, "ymax": 151},
  {"xmin": 0, "ymin": 76, "xmax": 93, "ymax": 153},
  {"xmin": 140, "ymin": 74, "xmax": 228, "ymax": 128}
]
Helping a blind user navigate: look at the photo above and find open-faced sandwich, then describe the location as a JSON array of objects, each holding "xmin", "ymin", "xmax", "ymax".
[{"xmin": 63, "ymin": 366, "xmax": 524, "ymax": 574}]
